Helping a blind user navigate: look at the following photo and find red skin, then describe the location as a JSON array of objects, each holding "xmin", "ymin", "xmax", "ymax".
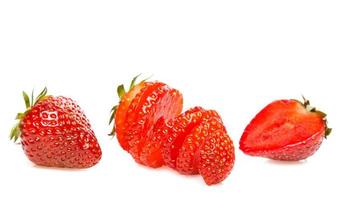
[
  {"xmin": 113, "ymin": 80, "xmax": 235, "ymax": 185},
  {"xmin": 198, "ymin": 117, "xmax": 235, "ymax": 185},
  {"xmin": 115, "ymin": 82, "xmax": 151, "ymax": 150},
  {"xmin": 140, "ymin": 89, "xmax": 183, "ymax": 167},
  {"xmin": 20, "ymin": 96, "xmax": 102, "ymax": 168},
  {"xmin": 176, "ymin": 110, "xmax": 221, "ymax": 175},
  {"xmin": 128, "ymin": 83, "xmax": 183, "ymax": 163},
  {"xmin": 239, "ymin": 99, "xmax": 327, "ymax": 161},
  {"xmin": 114, "ymin": 81, "xmax": 183, "ymax": 164},
  {"xmin": 161, "ymin": 107, "xmax": 206, "ymax": 169},
  {"xmin": 161, "ymin": 107, "xmax": 235, "ymax": 185},
  {"xmin": 139, "ymin": 117, "xmax": 167, "ymax": 167}
]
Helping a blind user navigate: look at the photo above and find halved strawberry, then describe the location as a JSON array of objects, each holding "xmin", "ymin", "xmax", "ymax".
[{"xmin": 239, "ymin": 98, "xmax": 331, "ymax": 161}]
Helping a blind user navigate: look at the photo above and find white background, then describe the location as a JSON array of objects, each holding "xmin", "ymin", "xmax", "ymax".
[{"xmin": 0, "ymin": 1, "xmax": 339, "ymax": 199}]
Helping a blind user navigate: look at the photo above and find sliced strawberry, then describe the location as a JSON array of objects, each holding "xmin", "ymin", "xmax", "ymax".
[
  {"xmin": 161, "ymin": 107, "xmax": 206, "ymax": 169},
  {"xmin": 139, "ymin": 117, "xmax": 166, "ymax": 167},
  {"xmin": 140, "ymin": 88, "xmax": 183, "ymax": 167},
  {"xmin": 197, "ymin": 117, "xmax": 235, "ymax": 185},
  {"xmin": 123, "ymin": 82, "xmax": 166, "ymax": 157},
  {"xmin": 161, "ymin": 108, "xmax": 235, "ymax": 184},
  {"xmin": 239, "ymin": 98, "xmax": 331, "ymax": 160},
  {"xmin": 114, "ymin": 81, "xmax": 150, "ymax": 150},
  {"xmin": 110, "ymin": 76, "xmax": 183, "ymax": 163},
  {"xmin": 176, "ymin": 110, "xmax": 220, "ymax": 174},
  {"xmin": 110, "ymin": 76, "xmax": 236, "ymax": 185},
  {"xmin": 127, "ymin": 83, "xmax": 183, "ymax": 163}
]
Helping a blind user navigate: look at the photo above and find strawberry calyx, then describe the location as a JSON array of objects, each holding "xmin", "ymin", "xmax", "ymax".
[
  {"xmin": 10, "ymin": 87, "xmax": 48, "ymax": 142},
  {"xmin": 108, "ymin": 74, "xmax": 149, "ymax": 137},
  {"xmin": 301, "ymin": 96, "xmax": 332, "ymax": 138}
]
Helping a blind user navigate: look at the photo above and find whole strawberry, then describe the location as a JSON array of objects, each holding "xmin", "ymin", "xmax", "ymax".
[
  {"xmin": 10, "ymin": 88, "xmax": 102, "ymax": 168},
  {"xmin": 239, "ymin": 98, "xmax": 331, "ymax": 161}
]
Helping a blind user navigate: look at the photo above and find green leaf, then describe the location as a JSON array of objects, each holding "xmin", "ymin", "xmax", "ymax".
[
  {"xmin": 315, "ymin": 110, "xmax": 327, "ymax": 118},
  {"xmin": 112, "ymin": 107, "xmax": 117, "ymax": 117},
  {"xmin": 141, "ymin": 74, "xmax": 153, "ymax": 83},
  {"xmin": 16, "ymin": 113, "xmax": 24, "ymax": 120},
  {"xmin": 117, "ymin": 84, "xmax": 125, "ymax": 99},
  {"xmin": 306, "ymin": 105, "xmax": 316, "ymax": 112},
  {"xmin": 109, "ymin": 105, "xmax": 118, "ymax": 124},
  {"xmin": 108, "ymin": 127, "xmax": 116, "ymax": 137},
  {"xmin": 22, "ymin": 91, "xmax": 30, "ymax": 109},
  {"xmin": 31, "ymin": 89, "xmax": 34, "ymax": 106},
  {"xmin": 109, "ymin": 108, "xmax": 117, "ymax": 125},
  {"xmin": 34, "ymin": 87, "xmax": 47, "ymax": 105},
  {"xmin": 129, "ymin": 74, "xmax": 142, "ymax": 90},
  {"xmin": 301, "ymin": 95, "xmax": 310, "ymax": 107},
  {"xmin": 10, "ymin": 123, "xmax": 21, "ymax": 142},
  {"xmin": 325, "ymin": 128, "xmax": 332, "ymax": 138},
  {"xmin": 9, "ymin": 127, "xmax": 15, "ymax": 140},
  {"xmin": 111, "ymin": 105, "xmax": 118, "ymax": 112}
]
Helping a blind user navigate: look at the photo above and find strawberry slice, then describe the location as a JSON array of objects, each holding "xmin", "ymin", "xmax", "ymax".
[
  {"xmin": 128, "ymin": 83, "xmax": 183, "ymax": 163},
  {"xmin": 176, "ymin": 110, "xmax": 221, "ymax": 174},
  {"xmin": 197, "ymin": 116, "xmax": 235, "ymax": 185},
  {"xmin": 140, "ymin": 88, "xmax": 183, "ymax": 167},
  {"xmin": 139, "ymin": 117, "xmax": 166, "ymax": 167},
  {"xmin": 161, "ymin": 107, "xmax": 206, "ymax": 169},
  {"xmin": 161, "ymin": 107, "xmax": 235, "ymax": 184},
  {"xmin": 113, "ymin": 81, "xmax": 150, "ymax": 150}
]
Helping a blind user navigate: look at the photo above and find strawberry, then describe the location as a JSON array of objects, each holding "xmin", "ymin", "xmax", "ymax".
[
  {"xmin": 138, "ymin": 86, "xmax": 184, "ymax": 167},
  {"xmin": 176, "ymin": 110, "xmax": 221, "ymax": 175},
  {"xmin": 197, "ymin": 117, "xmax": 235, "ymax": 185},
  {"xmin": 139, "ymin": 117, "xmax": 167, "ymax": 167},
  {"xmin": 10, "ymin": 88, "xmax": 102, "ymax": 168},
  {"xmin": 239, "ymin": 98, "xmax": 331, "ymax": 161},
  {"xmin": 161, "ymin": 107, "xmax": 206, "ymax": 169},
  {"xmin": 111, "ymin": 77, "xmax": 151, "ymax": 150},
  {"xmin": 110, "ymin": 76, "xmax": 234, "ymax": 185},
  {"xmin": 161, "ymin": 107, "xmax": 235, "ymax": 185},
  {"xmin": 110, "ymin": 75, "xmax": 183, "ymax": 163}
]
